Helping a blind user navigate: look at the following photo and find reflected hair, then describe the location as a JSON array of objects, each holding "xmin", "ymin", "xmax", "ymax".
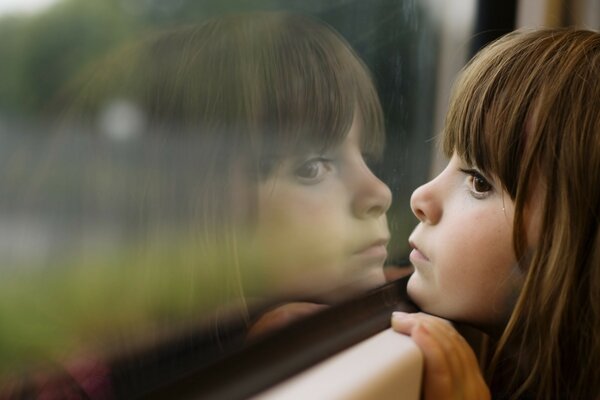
[
  {"xmin": 444, "ymin": 28, "xmax": 600, "ymax": 399},
  {"xmin": 58, "ymin": 12, "xmax": 384, "ymax": 309},
  {"xmin": 147, "ymin": 12, "xmax": 385, "ymax": 157}
]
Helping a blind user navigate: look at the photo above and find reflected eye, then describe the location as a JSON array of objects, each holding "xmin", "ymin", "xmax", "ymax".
[
  {"xmin": 460, "ymin": 168, "xmax": 493, "ymax": 198},
  {"xmin": 294, "ymin": 157, "xmax": 331, "ymax": 183}
]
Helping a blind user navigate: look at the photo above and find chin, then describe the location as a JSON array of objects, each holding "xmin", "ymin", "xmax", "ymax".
[
  {"xmin": 405, "ymin": 274, "xmax": 428, "ymax": 310},
  {"xmin": 405, "ymin": 276, "xmax": 451, "ymax": 319}
]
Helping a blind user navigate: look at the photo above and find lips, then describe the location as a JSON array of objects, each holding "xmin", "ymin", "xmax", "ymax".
[
  {"xmin": 356, "ymin": 238, "xmax": 388, "ymax": 252},
  {"xmin": 353, "ymin": 238, "xmax": 389, "ymax": 260},
  {"xmin": 409, "ymin": 239, "xmax": 429, "ymax": 262}
]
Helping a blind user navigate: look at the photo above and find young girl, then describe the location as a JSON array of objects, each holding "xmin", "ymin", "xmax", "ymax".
[
  {"xmin": 3, "ymin": 11, "xmax": 392, "ymax": 398},
  {"xmin": 392, "ymin": 28, "xmax": 600, "ymax": 399}
]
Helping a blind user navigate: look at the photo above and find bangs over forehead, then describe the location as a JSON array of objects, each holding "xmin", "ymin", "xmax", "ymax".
[
  {"xmin": 443, "ymin": 29, "xmax": 600, "ymax": 197},
  {"xmin": 443, "ymin": 31, "xmax": 541, "ymax": 196},
  {"xmin": 217, "ymin": 12, "xmax": 385, "ymax": 158},
  {"xmin": 67, "ymin": 12, "xmax": 384, "ymax": 158}
]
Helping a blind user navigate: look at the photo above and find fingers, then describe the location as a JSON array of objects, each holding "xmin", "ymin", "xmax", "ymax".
[
  {"xmin": 391, "ymin": 312, "xmax": 490, "ymax": 400},
  {"xmin": 412, "ymin": 322, "xmax": 456, "ymax": 400}
]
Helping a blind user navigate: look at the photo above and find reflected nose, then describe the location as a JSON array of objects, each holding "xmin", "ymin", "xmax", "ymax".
[
  {"xmin": 352, "ymin": 166, "xmax": 392, "ymax": 219},
  {"xmin": 410, "ymin": 178, "xmax": 441, "ymax": 224}
]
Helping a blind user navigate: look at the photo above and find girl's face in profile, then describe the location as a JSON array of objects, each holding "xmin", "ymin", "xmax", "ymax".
[
  {"xmin": 407, "ymin": 154, "xmax": 525, "ymax": 332},
  {"xmin": 253, "ymin": 118, "xmax": 392, "ymax": 295}
]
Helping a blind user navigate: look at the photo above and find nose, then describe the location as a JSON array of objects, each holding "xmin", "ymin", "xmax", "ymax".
[
  {"xmin": 352, "ymin": 165, "xmax": 392, "ymax": 219},
  {"xmin": 410, "ymin": 178, "xmax": 442, "ymax": 224}
]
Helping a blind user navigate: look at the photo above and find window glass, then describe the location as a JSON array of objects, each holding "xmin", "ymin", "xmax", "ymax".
[{"xmin": 0, "ymin": 0, "xmax": 452, "ymax": 396}]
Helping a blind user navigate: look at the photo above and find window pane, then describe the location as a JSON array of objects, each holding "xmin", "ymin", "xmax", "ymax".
[{"xmin": 0, "ymin": 0, "xmax": 463, "ymax": 397}]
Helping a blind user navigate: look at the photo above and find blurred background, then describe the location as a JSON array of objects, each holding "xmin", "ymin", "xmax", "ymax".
[{"xmin": 1, "ymin": 0, "xmax": 595, "ymax": 397}]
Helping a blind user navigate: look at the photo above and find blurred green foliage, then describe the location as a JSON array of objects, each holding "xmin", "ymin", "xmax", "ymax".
[
  {"xmin": 0, "ymin": 233, "xmax": 266, "ymax": 374},
  {"xmin": 0, "ymin": 0, "xmax": 133, "ymax": 117}
]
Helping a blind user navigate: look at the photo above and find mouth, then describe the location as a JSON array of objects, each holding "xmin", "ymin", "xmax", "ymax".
[
  {"xmin": 408, "ymin": 239, "xmax": 429, "ymax": 262},
  {"xmin": 353, "ymin": 238, "xmax": 389, "ymax": 261}
]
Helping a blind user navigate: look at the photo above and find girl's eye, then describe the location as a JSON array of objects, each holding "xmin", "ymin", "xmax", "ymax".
[
  {"xmin": 294, "ymin": 158, "xmax": 331, "ymax": 183},
  {"xmin": 460, "ymin": 168, "xmax": 493, "ymax": 198},
  {"xmin": 472, "ymin": 174, "xmax": 491, "ymax": 193}
]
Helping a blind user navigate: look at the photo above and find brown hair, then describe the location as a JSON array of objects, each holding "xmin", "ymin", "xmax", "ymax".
[
  {"xmin": 444, "ymin": 28, "xmax": 600, "ymax": 399},
  {"xmin": 56, "ymin": 12, "xmax": 384, "ymax": 307}
]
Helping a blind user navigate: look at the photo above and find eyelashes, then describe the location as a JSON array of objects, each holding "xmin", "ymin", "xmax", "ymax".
[{"xmin": 459, "ymin": 168, "xmax": 493, "ymax": 199}]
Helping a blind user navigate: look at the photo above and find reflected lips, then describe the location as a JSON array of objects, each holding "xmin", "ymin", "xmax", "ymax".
[{"xmin": 354, "ymin": 239, "xmax": 388, "ymax": 260}]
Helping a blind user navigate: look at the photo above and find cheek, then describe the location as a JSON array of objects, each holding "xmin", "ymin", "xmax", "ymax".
[
  {"xmin": 259, "ymin": 191, "xmax": 345, "ymax": 242},
  {"xmin": 255, "ymin": 189, "xmax": 349, "ymax": 285},
  {"xmin": 457, "ymin": 245, "xmax": 518, "ymax": 325},
  {"xmin": 410, "ymin": 209, "xmax": 521, "ymax": 327}
]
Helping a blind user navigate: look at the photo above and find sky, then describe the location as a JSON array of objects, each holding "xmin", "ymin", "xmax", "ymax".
[{"xmin": 0, "ymin": 0, "xmax": 59, "ymax": 16}]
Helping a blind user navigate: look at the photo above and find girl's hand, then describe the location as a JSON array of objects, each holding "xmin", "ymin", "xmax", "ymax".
[{"xmin": 391, "ymin": 312, "xmax": 490, "ymax": 400}]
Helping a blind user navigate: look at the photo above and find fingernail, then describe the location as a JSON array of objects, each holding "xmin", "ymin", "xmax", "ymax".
[{"xmin": 391, "ymin": 311, "xmax": 413, "ymax": 324}]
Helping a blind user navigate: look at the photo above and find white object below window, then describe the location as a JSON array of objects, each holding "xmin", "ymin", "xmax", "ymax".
[{"xmin": 252, "ymin": 328, "xmax": 422, "ymax": 400}]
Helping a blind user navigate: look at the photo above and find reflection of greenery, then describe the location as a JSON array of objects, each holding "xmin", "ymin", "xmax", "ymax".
[
  {"xmin": 0, "ymin": 17, "xmax": 26, "ymax": 115},
  {"xmin": 0, "ymin": 233, "xmax": 263, "ymax": 374},
  {"xmin": 1, "ymin": 0, "xmax": 136, "ymax": 117},
  {"xmin": 21, "ymin": 1, "xmax": 135, "ymax": 114}
]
